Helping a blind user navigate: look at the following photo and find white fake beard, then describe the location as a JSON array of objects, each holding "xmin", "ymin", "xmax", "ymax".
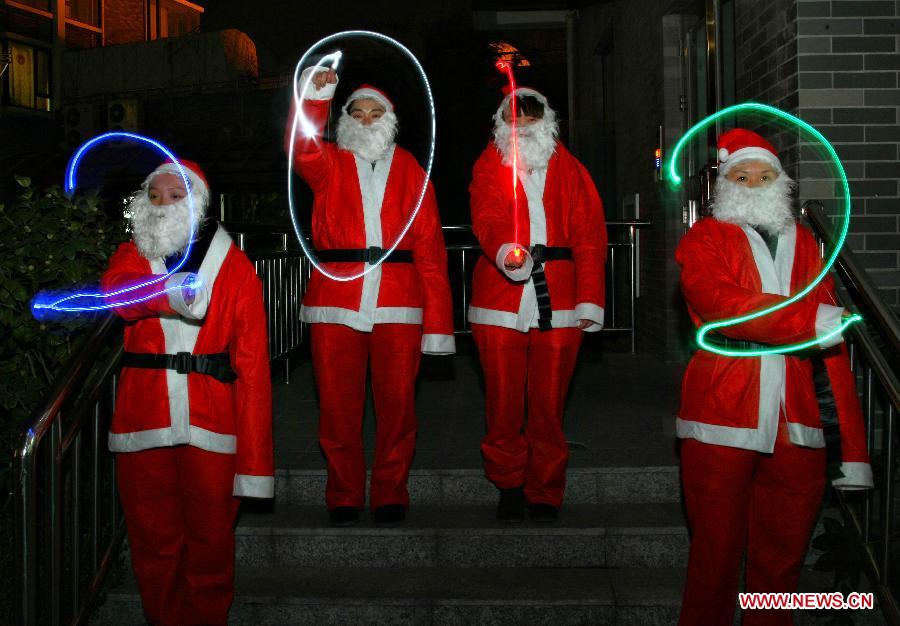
[
  {"xmin": 128, "ymin": 190, "xmax": 207, "ymax": 260},
  {"xmin": 492, "ymin": 110, "xmax": 559, "ymax": 170},
  {"xmin": 336, "ymin": 111, "xmax": 398, "ymax": 162},
  {"xmin": 712, "ymin": 173, "xmax": 796, "ymax": 236}
]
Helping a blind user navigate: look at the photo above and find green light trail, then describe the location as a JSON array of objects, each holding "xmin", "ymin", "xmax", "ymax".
[{"xmin": 667, "ymin": 102, "xmax": 862, "ymax": 357}]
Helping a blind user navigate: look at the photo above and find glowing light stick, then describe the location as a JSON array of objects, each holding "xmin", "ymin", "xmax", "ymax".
[
  {"xmin": 667, "ymin": 102, "xmax": 862, "ymax": 357},
  {"xmin": 287, "ymin": 31, "xmax": 435, "ymax": 281},
  {"xmin": 31, "ymin": 132, "xmax": 201, "ymax": 316},
  {"xmin": 495, "ymin": 60, "xmax": 522, "ymax": 255}
]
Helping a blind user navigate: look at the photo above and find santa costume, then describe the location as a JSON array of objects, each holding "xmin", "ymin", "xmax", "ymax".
[
  {"xmin": 285, "ymin": 68, "xmax": 455, "ymax": 522},
  {"xmin": 468, "ymin": 87, "xmax": 607, "ymax": 519},
  {"xmin": 100, "ymin": 159, "xmax": 273, "ymax": 625},
  {"xmin": 675, "ymin": 129, "xmax": 873, "ymax": 625}
]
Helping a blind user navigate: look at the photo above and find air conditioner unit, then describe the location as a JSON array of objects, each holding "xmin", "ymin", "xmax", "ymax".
[
  {"xmin": 62, "ymin": 104, "xmax": 97, "ymax": 149},
  {"xmin": 106, "ymin": 99, "xmax": 143, "ymax": 133}
]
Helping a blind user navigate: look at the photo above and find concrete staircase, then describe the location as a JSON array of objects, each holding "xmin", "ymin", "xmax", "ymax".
[
  {"xmin": 92, "ymin": 465, "xmax": 886, "ymax": 625},
  {"xmin": 89, "ymin": 352, "xmax": 887, "ymax": 624}
]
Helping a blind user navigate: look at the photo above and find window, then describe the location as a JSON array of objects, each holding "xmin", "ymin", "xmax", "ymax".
[
  {"xmin": 3, "ymin": 41, "xmax": 51, "ymax": 111},
  {"xmin": 66, "ymin": 0, "xmax": 101, "ymax": 27},
  {"xmin": 158, "ymin": 0, "xmax": 201, "ymax": 38}
]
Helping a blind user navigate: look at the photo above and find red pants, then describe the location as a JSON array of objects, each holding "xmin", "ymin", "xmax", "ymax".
[
  {"xmin": 311, "ymin": 323, "xmax": 422, "ymax": 510},
  {"xmin": 678, "ymin": 420, "xmax": 826, "ymax": 626},
  {"xmin": 117, "ymin": 445, "xmax": 240, "ymax": 626},
  {"xmin": 472, "ymin": 324, "xmax": 582, "ymax": 507}
]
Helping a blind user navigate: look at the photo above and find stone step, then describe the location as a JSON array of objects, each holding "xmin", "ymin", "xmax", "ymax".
[
  {"xmin": 273, "ymin": 466, "xmax": 682, "ymax": 507},
  {"xmin": 92, "ymin": 566, "xmax": 887, "ymax": 625},
  {"xmin": 234, "ymin": 504, "xmax": 689, "ymax": 569}
]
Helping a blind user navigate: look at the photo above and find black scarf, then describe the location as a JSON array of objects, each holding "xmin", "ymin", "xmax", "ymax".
[{"xmin": 164, "ymin": 219, "xmax": 217, "ymax": 274}]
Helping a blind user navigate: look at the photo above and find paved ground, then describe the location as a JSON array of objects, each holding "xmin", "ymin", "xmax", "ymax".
[{"xmin": 272, "ymin": 336, "xmax": 684, "ymax": 471}]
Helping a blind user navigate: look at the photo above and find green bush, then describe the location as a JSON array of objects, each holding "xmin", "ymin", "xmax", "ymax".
[{"xmin": 0, "ymin": 175, "xmax": 124, "ymax": 618}]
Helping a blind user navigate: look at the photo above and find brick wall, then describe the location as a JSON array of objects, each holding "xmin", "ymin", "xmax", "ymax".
[
  {"xmin": 795, "ymin": 0, "xmax": 900, "ymax": 309},
  {"xmin": 734, "ymin": 0, "xmax": 800, "ymax": 172},
  {"xmin": 735, "ymin": 0, "xmax": 900, "ymax": 309},
  {"xmin": 104, "ymin": 0, "xmax": 145, "ymax": 46}
]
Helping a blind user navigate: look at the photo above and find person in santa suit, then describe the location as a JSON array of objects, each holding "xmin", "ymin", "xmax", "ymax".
[
  {"xmin": 468, "ymin": 86, "xmax": 607, "ymax": 523},
  {"xmin": 675, "ymin": 129, "xmax": 873, "ymax": 626},
  {"xmin": 284, "ymin": 67, "xmax": 456, "ymax": 526},
  {"xmin": 100, "ymin": 159, "xmax": 274, "ymax": 626}
]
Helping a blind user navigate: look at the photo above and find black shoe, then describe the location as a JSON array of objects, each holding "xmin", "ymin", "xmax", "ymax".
[
  {"xmin": 373, "ymin": 504, "xmax": 406, "ymax": 524},
  {"xmin": 329, "ymin": 506, "xmax": 361, "ymax": 526},
  {"xmin": 528, "ymin": 503, "xmax": 559, "ymax": 523},
  {"xmin": 496, "ymin": 486, "xmax": 526, "ymax": 523}
]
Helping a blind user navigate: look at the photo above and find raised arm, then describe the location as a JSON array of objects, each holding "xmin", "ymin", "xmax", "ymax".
[{"xmin": 284, "ymin": 67, "xmax": 339, "ymax": 192}]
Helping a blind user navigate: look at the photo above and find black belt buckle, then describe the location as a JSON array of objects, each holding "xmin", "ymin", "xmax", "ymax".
[
  {"xmin": 174, "ymin": 351, "xmax": 193, "ymax": 375},
  {"xmin": 367, "ymin": 246, "xmax": 384, "ymax": 264}
]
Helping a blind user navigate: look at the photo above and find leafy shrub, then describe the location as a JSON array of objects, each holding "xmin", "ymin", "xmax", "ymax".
[{"xmin": 0, "ymin": 175, "xmax": 123, "ymax": 618}]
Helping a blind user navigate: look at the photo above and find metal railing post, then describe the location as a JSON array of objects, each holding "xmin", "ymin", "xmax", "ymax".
[{"xmin": 881, "ymin": 403, "xmax": 895, "ymax": 586}]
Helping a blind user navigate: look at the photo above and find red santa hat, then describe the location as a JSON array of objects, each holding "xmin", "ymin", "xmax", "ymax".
[
  {"xmin": 344, "ymin": 84, "xmax": 394, "ymax": 114},
  {"xmin": 143, "ymin": 158, "xmax": 210, "ymax": 198},
  {"xmin": 717, "ymin": 128, "xmax": 783, "ymax": 175}
]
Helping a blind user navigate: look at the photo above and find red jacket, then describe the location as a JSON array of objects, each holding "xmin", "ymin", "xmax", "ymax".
[
  {"xmin": 285, "ymin": 91, "xmax": 455, "ymax": 355},
  {"xmin": 468, "ymin": 141, "xmax": 607, "ymax": 332},
  {"xmin": 676, "ymin": 217, "xmax": 872, "ymax": 489},
  {"xmin": 100, "ymin": 225, "xmax": 274, "ymax": 498}
]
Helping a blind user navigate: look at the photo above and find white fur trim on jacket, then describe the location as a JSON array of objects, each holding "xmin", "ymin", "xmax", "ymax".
[
  {"xmin": 574, "ymin": 302, "xmax": 605, "ymax": 331},
  {"xmin": 300, "ymin": 305, "xmax": 424, "ymax": 331},
  {"xmin": 421, "ymin": 333, "xmax": 456, "ymax": 355},
  {"xmin": 233, "ymin": 474, "xmax": 276, "ymax": 498},
  {"xmin": 299, "ymin": 66, "xmax": 338, "ymax": 101},
  {"xmin": 815, "ymin": 303, "xmax": 846, "ymax": 349},
  {"xmin": 496, "ymin": 243, "xmax": 533, "ymax": 281},
  {"xmin": 468, "ymin": 306, "xmax": 585, "ymax": 332},
  {"xmin": 165, "ymin": 272, "xmax": 204, "ymax": 319},
  {"xmin": 109, "ymin": 424, "xmax": 237, "ymax": 454},
  {"xmin": 832, "ymin": 461, "xmax": 874, "ymax": 490}
]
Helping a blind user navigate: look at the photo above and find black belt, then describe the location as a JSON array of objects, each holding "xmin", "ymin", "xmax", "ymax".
[
  {"xmin": 530, "ymin": 245, "xmax": 573, "ymax": 263},
  {"xmin": 530, "ymin": 245, "xmax": 572, "ymax": 332},
  {"xmin": 702, "ymin": 333, "xmax": 773, "ymax": 352},
  {"xmin": 122, "ymin": 351, "xmax": 237, "ymax": 384},
  {"xmin": 317, "ymin": 247, "xmax": 413, "ymax": 263}
]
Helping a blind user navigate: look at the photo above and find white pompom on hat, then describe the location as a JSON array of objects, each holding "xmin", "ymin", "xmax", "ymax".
[
  {"xmin": 344, "ymin": 84, "xmax": 394, "ymax": 113},
  {"xmin": 717, "ymin": 128, "xmax": 783, "ymax": 175}
]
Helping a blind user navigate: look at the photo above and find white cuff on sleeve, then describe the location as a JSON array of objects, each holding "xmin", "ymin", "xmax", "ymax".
[
  {"xmin": 422, "ymin": 333, "xmax": 456, "ymax": 355},
  {"xmin": 574, "ymin": 303, "xmax": 605, "ymax": 332},
  {"xmin": 496, "ymin": 243, "xmax": 533, "ymax": 282},
  {"xmin": 165, "ymin": 272, "xmax": 210, "ymax": 320},
  {"xmin": 832, "ymin": 461, "xmax": 874, "ymax": 491},
  {"xmin": 816, "ymin": 303, "xmax": 846, "ymax": 349},
  {"xmin": 299, "ymin": 66, "xmax": 338, "ymax": 101},
  {"xmin": 233, "ymin": 474, "xmax": 275, "ymax": 498}
]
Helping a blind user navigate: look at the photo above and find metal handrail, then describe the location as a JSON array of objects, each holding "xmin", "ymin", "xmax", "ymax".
[
  {"xmin": 803, "ymin": 200, "xmax": 900, "ymax": 625},
  {"xmin": 804, "ymin": 201, "xmax": 900, "ymax": 359},
  {"xmin": 14, "ymin": 313, "xmax": 125, "ymax": 626}
]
